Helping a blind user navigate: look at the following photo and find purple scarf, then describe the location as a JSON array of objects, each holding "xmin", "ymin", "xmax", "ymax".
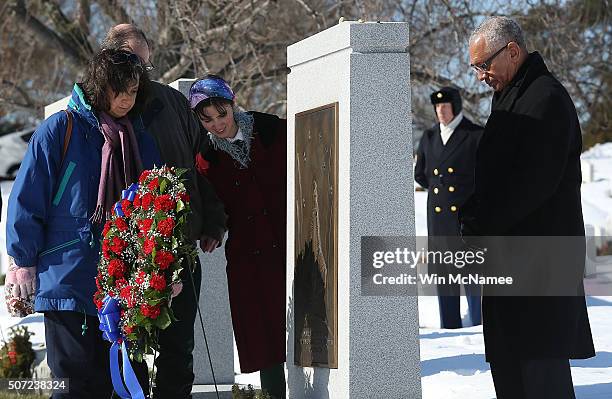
[{"xmin": 91, "ymin": 112, "xmax": 144, "ymax": 224}]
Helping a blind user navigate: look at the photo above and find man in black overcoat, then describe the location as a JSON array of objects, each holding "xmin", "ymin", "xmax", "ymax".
[
  {"xmin": 415, "ymin": 87, "xmax": 483, "ymax": 329},
  {"xmin": 462, "ymin": 16, "xmax": 595, "ymax": 399}
]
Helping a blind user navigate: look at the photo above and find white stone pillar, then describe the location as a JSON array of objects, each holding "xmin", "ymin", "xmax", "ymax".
[{"xmin": 287, "ymin": 21, "xmax": 421, "ymax": 398}]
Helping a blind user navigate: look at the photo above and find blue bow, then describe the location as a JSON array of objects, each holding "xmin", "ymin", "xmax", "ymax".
[
  {"xmin": 113, "ymin": 183, "xmax": 139, "ymax": 217},
  {"xmin": 98, "ymin": 295, "xmax": 145, "ymax": 399}
]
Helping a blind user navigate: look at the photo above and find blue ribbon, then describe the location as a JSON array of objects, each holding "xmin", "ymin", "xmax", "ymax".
[
  {"xmin": 98, "ymin": 295, "xmax": 145, "ymax": 399},
  {"xmin": 113, "ymin": 183, "xmax": 139, "ymax": 217}
]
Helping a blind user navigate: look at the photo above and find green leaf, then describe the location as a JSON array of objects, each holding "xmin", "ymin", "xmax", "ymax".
[
  {"xmin": 175, "ymin": 168, "xmax": 188, "ymax": 178},
  {"xmin": 154, "ymin": 307, "xmax": 172, "ymax": 329},
  {"xmin": 159, "ymin": 178, "xmax": 168, "ymax": 194},
  {"xmin": 168, "ymin": 307, "xmax": 177, "ymax": 322},
  {"xmin": 172, "ymin": 236, "xmax": 179, "ymax": 250},
  {"xmin": 176, "ymin": 199, "xmax": 185, "ymax": 212},
  {"xmin": 134, "ymin": 313, "xmax": 145, "ymax": 325}
]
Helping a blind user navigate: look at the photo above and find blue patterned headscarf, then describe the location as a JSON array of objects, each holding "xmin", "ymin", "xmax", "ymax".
[{"xmin": 189, "ymin": 76, "xmax": 235, "ymax": 109}]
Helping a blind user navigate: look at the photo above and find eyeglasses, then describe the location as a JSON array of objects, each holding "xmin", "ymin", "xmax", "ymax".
[
  {"xmin": 110, "ymin": 51, "xmax": 142, "ymax": 66},
  {"xmin": 109, "ymin": 51, "xmax": 155, "ymax": 72},
  {"xmin": 143, "ymin": 61, "xmax": 155, "ymax": 72},
  {"xmin": 470, "ymin": 43, "xmax": 509, "ymax": 74}
]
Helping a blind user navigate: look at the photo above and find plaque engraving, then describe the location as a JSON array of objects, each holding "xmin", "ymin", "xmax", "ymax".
[{"xmin": 294, "ymin": 103, "xmax": 339, "ymax": 368}]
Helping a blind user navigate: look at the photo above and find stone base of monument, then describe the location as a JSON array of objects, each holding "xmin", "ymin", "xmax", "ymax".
[{"xmin": 191, "ymin": 384, "xmax": 234, "ymax": 398}]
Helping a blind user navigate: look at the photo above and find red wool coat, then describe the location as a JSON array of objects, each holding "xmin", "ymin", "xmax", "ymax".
[{"xmin": 199, "ymin": 112, "xmax": 287, "ymax": 372}]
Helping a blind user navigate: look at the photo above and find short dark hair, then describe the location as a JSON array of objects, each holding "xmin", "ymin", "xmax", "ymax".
[
  {"xmin": 193, "ymin": 74, "xmax": 234, "ymax": 119},
  {"xmin": 80, "ymin": 49, "xmax": 150, "ymax": 115}
]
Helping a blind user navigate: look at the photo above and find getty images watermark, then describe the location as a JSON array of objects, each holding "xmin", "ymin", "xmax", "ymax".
[{"xmin": 361, "ymin": 236, "xmax": 610, "ymax": 296}]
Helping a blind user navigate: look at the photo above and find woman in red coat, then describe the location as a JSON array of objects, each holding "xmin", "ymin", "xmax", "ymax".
[{"xmin": 189, "ymin": 75, "xmax": 286, "ymax": 399}]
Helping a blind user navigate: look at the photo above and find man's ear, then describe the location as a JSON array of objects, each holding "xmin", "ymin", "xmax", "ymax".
[{"xmin": 508, "ymin": 42, "xmax": 522, "ymax": 61}]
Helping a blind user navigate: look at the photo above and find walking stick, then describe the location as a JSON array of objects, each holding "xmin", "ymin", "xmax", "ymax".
[{"xmin": 185, "ymin": 255, "xmax": 220, "ymax": 399}]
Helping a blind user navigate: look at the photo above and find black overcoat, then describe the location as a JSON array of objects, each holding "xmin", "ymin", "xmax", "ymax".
[
  {"xmin": 415, "ymin": 117, "xmax": 483, "ymax": 236},
  {"xmin": 461, "ymin": 52, "xmax": 595, "ymax": 362}
]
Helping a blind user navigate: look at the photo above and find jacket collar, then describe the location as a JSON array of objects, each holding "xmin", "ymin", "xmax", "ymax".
[
  {"xmin": 437, "ymin": 117, "xmax": 471, "ymax": 164},
  {"xmin": 492, "ymin": 51, "xmax": 549, "ymax": 111},
  {"xmin": 67, "ymin": 83, "xmax": 100, "ymax": 128}
]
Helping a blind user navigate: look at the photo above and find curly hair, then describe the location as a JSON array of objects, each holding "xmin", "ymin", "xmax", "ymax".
[{"xmin": 80, "ymin": 49, "xmax": 150, "ymax": 115}]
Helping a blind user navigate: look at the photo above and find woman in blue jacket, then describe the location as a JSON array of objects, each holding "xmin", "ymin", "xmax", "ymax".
[{"xmin": 5, "ymin": 49, "xmax": 160, "ymax": 398}]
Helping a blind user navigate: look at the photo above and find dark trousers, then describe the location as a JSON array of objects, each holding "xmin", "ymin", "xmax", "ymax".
[
  {"xmin": 490, "ymin": 358, "xmax": 576, "ymax": 399},
  {"xmin": 438, "ymin": 283, "xmax": 482, "ymax": 328},
  {"xmin": 133, "ymin": 258, "xmax": 202, "ymax": 399},
  {"xmin": 260, "ymin": 363, "xmax": 286, "ymax": 399},
  {"xmin": 44, "ymin": 311, "xmax": 113, "ymax": 399}
]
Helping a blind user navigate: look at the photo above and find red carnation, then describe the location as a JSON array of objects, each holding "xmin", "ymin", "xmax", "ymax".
[
  {"xmin": 178, "ymin": 191, "xmax": 190, "ymax": 203},
  {"xmin": 94, "ymin": 297, "xmax": 104, "ymax": 310},
  {"xmin": 103, "ymin": 220, "xmax": 112, "ymax": 236},
  {"xmin": 157, "ymin": 218, "xmax": 175, "ymax": 237},
  {"xmin": 121, "ymin": 199, "xmax": 133, "ymax": 217},
  {"xmin": 115, "ymin": 278, "xmax": 128, "ymax": 290},
  {"xmin": 139, "ymin": 170, "xmax": 151, "ymax": 183},
  {"xmin": 155, "ymin": 250, "xmax": 175, "ymax": 270},
  {"xmin": 149, "ymin": 274, "xmax": 167, "ymax": 291},
  {"xmin": 115, "ymin": 217, "xmax": 128, "ymax": 232},
  {"xmin": 133, "ymin": 194, "xmax": 141, "ymax": 208},
  {"xmin": 124, "ymin": 325, "xmax": 134, "ymax": 335},
  {"xmin": 102, "ymin": 239, "xmax": 111, "ymax": 259},
  {"xmin": 195, "ymin": 153, "xmax": 210, "ymax": 176},
  {"xmin": 148, "ymin": 177, "xmax": 160, "ymax": 191},
  {"xmin": 110, "ymin": 236, "xmax": 128, "ymax": 254},
  {"xmin": 135, "ymin": 270, "xmax": 146, "ymax": 285},
  {"xmin": 108, "ymin": 259, "xmax": 127, "ymax": 279},
  {"xmin": 141, "ymin": 193, "xmax": 154, "ymax": 210},
  {"xmin": 154, "ymin": 194, "xmax": 175, "ymax": 212},
  {"xmin": 141, "ymin": 303, "xmax": 161, "ymax": 319},
  {"xmin": 138, "ymin": 219, "xmax": 154, "ymax": 235},
  {"xmin": 120, "ymin": 285, "xmax": 131, "ymax": 301},
  {"xmin": 143, "ymin": 237, "xmax": 156, "ymax": 255}
]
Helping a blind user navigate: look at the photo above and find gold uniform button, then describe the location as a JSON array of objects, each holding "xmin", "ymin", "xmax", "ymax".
[
  {"xmin": 447, "ymin": 167, "xmax": 454, "ymax": 173},
  {"xmin": 448, "ymin": 186, "xmax": 455, "ymax": 192},
  {"xmin": 435, "ymin": 206, "xmax": 442, "ymax": 213},
  {"xmin": 433, "ymin": 168, "xmax": 439, "ymax": 176},
  {"xmin": 433, "ymin": 187, "xmax": 439, "ymax": 194},
  {"xmin": 437, "ymin": 92, "xmax": 443, "ymax": 99},
  {"xmin": 450, "ymin": 205, "xmax": 457, "ymax": 212}
]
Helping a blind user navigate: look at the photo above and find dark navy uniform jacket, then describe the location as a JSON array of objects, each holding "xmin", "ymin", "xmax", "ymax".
[{"xmin": 415, "ymin": 116, "xmax": 483, "ymax": 236}]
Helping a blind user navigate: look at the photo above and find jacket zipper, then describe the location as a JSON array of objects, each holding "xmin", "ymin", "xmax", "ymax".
[{"xmin": 39, "ymin": 238, "xmax": 81, "ymax": 257}]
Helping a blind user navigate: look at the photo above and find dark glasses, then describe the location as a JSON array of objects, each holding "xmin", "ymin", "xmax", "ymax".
[{"xmin": 108, "ymin": 50, "xmax": 155, "ymax": 72}]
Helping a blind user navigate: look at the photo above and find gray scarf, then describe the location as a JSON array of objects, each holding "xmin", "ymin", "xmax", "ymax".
[{"xmin": 208, "ymin": 110, "xmax": 254, "ymax": 169}]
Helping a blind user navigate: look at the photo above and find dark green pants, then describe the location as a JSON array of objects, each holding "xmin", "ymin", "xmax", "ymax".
[{"xmin": 260, "ymin": 363, "xmax": 286, "ymax": 399}]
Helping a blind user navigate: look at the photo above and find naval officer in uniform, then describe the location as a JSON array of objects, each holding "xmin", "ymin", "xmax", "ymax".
[{"xmin": 415, "ymin": 87, "xmax": 483, "ymax": 329}]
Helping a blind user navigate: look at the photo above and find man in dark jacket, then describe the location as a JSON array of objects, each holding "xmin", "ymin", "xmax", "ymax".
[
  {"xmin": 464, "ymin": 16, "xmax": 595, "ymax": 398},
  {"xmin": 102, "ymin": 25, "xmax": 227, "ymax": 399},
  {"xmin": 415, "ymin": 87, "xmax": 483, "ymax": 329}
]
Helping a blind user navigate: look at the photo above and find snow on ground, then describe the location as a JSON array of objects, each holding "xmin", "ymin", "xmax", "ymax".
[{"xmin": 419, "ymin": 296, "xmax": 612, "ymax": 399}]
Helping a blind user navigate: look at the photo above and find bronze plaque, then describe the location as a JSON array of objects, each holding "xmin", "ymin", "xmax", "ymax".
[{"xmin": 294, "ymin": 103, "xmax": 339, "ymax": 368}]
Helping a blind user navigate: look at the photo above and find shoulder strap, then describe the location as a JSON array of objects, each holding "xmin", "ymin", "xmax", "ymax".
[{"xmin": 61, "ymin": 109, "xmax": 73, "ymax": 165}]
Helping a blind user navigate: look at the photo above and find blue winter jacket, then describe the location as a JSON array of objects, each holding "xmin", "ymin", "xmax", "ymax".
[{"xmin": 6, "ymin": 83, "xmax": 161, "ymax": 316}]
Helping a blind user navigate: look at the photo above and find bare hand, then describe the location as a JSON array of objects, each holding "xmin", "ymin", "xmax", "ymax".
[
  {"xmin": 170, "ymin": 282, "xmax": 183, "ymax": 298},
  {"xmin": 199, "ymin": 235, "xmax": 220, "ymax": 253}
]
